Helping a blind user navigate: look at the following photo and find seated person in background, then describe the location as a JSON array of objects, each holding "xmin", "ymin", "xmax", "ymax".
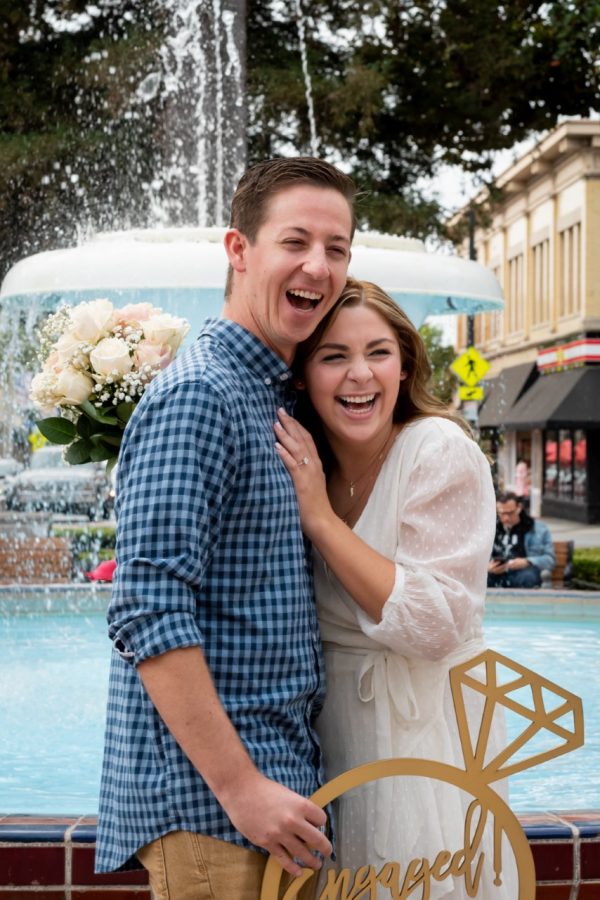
[{"xmin": 488, "ymin": 491, "xmax": 556, "ymax": 588}]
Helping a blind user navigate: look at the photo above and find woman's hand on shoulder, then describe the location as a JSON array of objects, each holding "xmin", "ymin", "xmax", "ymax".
[{"xmin": 274, "ymin": 408, "xmax": 334, "ymax": 539}]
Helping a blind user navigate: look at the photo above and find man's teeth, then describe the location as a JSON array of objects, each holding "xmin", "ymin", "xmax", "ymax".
[{"xmin": 288, "ymin": 289, "xmax": 323, "ymax": 300}]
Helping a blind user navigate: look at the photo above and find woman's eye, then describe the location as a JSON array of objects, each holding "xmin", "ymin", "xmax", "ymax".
[
  {"xmin": 321, "ymin": 353, "xmax": 345, "ymax": 362},
  {"xmin": 370, "ymin": 349, "xmax": 390, "ymax": 357}
]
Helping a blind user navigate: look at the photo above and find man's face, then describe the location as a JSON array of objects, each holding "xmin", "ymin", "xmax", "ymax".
[
  {"xmin": 224, "ymin": 184, "xmax": 352, "ymax": 363},
  {"xmin": 497, "ymin": 501, "xmax": 522, "ymax": 528}
]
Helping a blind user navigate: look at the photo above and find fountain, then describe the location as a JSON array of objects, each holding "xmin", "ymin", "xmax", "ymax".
[{"xmin": 0, "ymin": 0, "xmax": 503, "ymax": 459}]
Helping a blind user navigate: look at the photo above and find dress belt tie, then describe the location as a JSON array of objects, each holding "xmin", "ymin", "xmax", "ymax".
[{"xmin": 355, "ymin": 639, "xmax": 486, "ymax": 858}]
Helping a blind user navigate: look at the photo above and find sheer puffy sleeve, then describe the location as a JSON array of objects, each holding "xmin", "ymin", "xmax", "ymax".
[{"xmin": 356, "ymin": 422, "xmax": 496, "ymax": 661}]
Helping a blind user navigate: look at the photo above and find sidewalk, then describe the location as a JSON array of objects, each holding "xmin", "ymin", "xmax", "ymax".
[{"xmin": 539, "ymin": 516, "xmax": 600, "ymax": 548}]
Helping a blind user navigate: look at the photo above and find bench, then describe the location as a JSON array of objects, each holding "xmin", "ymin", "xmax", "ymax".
[{"xmin": 548, "ymin": 540, "xmax": 574, "ymax": 588}]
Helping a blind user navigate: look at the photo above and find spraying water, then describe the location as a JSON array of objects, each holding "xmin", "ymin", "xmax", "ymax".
[
  {"xmin": 148, "ymin": 0, "xmax": 246, "ymax": 226},
  {"xmin": 295, "ymin": 0, "xmax": 319, "ymax": 156}
]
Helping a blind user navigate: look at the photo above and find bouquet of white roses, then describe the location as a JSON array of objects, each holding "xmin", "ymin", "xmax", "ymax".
[{"xmin": 30, "ymin": 299, "xmax": 190, "ymax": 471}]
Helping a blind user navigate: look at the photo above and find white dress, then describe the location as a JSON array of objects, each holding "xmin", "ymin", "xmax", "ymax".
[{"xmin": 315, "ymin": 417, "xmax": 518, "ymax": 898}]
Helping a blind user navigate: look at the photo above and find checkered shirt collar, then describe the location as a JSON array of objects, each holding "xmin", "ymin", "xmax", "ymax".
[{"xmin": 199, "ymin": 318, "xmax": 293, "ymax": 386}]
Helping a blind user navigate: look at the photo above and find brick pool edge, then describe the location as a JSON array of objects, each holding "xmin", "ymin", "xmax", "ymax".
[{"xmin": 0, "ymin": 812, "xmax": 599, "ymax": 898}]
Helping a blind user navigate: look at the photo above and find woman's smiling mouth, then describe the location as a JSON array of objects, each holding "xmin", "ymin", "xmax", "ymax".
[{"xmin": 336, "ymin": 393, "xmax": 377, "ymax": 414}]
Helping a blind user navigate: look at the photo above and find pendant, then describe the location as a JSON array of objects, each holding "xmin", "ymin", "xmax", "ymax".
[{"xmin": 350, "ymin": 483, "xmax": 355, "ymax": 498}]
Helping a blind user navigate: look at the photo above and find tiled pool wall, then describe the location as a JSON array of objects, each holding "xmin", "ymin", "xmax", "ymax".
[
  {"xmin": 0, "ymin": 813, "xmax": 599, "ymax": 898},
  {"xmin": 2, "ymin": 585, "xmax": 599, "ymax": 897}
]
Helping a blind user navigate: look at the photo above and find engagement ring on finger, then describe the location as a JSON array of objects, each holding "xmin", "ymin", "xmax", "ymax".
[{"xmin": 297, "ymin": 456, "xmax": 310, "ymax": 467}]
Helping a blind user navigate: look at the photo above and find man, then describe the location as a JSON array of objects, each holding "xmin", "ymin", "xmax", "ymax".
[
  {"xmin": 487, "ymin": 491, "xmax": 555, "ymax": 588},
  {"xmin": 95, "ymin": 158, "xmax": 356, "ymax": 898}
]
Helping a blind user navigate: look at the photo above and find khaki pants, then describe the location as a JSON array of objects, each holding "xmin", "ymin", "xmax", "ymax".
[{"xmin": 137, "ymin": 830, "xmax": 318, "ymax": 900}]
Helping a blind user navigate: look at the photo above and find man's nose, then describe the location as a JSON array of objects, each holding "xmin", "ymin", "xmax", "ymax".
[{"xmin": 302, "ymin": 246, "xmax": 329, "ymax": 280}]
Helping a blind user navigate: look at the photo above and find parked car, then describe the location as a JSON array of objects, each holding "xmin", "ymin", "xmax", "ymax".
[{"xmin": 4, "ymin": 446, "xmax": 111, "ymax": 519}]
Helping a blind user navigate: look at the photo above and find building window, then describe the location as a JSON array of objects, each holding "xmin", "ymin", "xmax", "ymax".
[
  {"xmin": 559, "ymin": 222, "xmax": 581, "ymax": 317},
  {"xmin": 544, "ymin": 430, "xmax": 558, "ymax": 496},
  {"xmin": 574, "ymin": 430, "xmax": 587, "ymax": 501},
  {"xmin": 543, "ymin": 428, "xmax": 587, "ymax": 503},
  {"xmin": 507, "ymin": 253, "xmax": 524, "ymax": 333},
  {"xmin": 558, "ymin": 429, "xmax": 573, "ymax": 499},
  {"xmin": 532, "ymin": 239, "xmax": 550, "ymax": 325}
]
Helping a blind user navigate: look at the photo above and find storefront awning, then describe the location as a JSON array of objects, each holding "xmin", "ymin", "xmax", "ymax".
[
  {"xmin": 502, "ymin": 367, "xmax": 600, "ymax": 429},
  {"xmin": 478, "ymin": 362, "xmax": 538, "ymax": 428}
]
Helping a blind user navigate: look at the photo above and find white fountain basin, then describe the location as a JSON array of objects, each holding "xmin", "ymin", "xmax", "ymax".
[{"xmin": 0, "ymin": 227, "xmax": 503, "ymax": 331}]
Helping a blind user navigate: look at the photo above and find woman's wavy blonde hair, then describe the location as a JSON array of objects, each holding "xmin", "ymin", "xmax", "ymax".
[{"xmin": 294, "ymin": 278, "xmax": 471, "ymax": 454}]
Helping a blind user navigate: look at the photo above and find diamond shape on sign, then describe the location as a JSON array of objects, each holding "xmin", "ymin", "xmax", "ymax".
[
  {"xmin": 542, "ymin": 685, "xmax": 568, "ymax": 714},
  {"xmin": 495, "ymin": 661, "xmax": 524, "ymax": 689},
  {"xmin": 449, "ymin": 648, "xmax": 584, "ymax": 783},
  {"xmin": 504, "ymin": 683, "xmax": 537, "ymax": 717},
  {"xmin": 553, "ymin": 709, "xmax": 576, "ymax": 735}
]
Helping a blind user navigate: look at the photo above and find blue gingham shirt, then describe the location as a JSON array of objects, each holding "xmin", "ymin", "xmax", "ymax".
[{"xmin": 95, "ymin": 319, "xmax": 326, "ymax": 873}]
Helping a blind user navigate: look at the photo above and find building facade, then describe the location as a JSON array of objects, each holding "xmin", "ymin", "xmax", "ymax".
[{"xmin": 452, "ymin": 120, "xmax": 600, "ymax": 523}]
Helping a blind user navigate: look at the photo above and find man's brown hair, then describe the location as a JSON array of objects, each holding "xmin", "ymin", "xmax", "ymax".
[{"xmin": 225, "ymin": 157, "xmax": 357, "ymax": 297}]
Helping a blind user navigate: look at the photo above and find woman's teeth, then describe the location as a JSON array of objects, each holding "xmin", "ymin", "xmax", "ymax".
[
  {"xmin": 286, "ymin": 289, "xmax": 323, "ymax": 310},
  {"xmin": 338, "ymin": 394, "xmax": 376, "ymax": 412}
]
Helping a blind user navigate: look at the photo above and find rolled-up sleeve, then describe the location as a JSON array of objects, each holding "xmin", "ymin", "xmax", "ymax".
[
  {"xmin": 108, "ymin": 380, "xmax": 236, "ymax": 666},
  {"xmin": 356, "ymin": 431, "xmax": 496, "ymax": 661}
]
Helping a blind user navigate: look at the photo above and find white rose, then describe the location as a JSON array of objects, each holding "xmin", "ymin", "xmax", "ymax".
[
  {"xmin": 30, "ymin": 371, "xmax": 60, "ymax": 410},
  {"xmin": 70, "ymin": 298, "xmax": 114, "ymax": 343},
  {"xmin": 135, "ymin": 340, "xmax": 174, "ymax": 370},
  {"xmin": 142, "ymin": 313, "xmax": 190, "ymax": 351},
  {"xmin": 90, "ymin": 337, "xmax": 133, "ymax": 377},
  {"xmin": 55, "ymin": 367, "xmax": 94, "ymax": 405},
  {"xmin": 55, "ymin": 330, "xmax": 84, "ymax": 363}
]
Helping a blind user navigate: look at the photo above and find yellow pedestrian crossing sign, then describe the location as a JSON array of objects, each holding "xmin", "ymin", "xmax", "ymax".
[
  {"xmin": 459, "ymin": 385, "xmax": 484, "ymax": 402},
  {"xmin": 451, "ymin": 347, "xmax": 490, "ymax": 386}
]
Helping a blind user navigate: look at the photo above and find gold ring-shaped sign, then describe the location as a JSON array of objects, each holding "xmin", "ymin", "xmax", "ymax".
[{"xmin": 260, "ymin": 758, "xmax": 536, "ymax": 900}]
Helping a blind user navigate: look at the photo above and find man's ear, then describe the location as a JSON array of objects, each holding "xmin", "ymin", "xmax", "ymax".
[
  {"xmin": 224, "ymin": 228, "xmax": 248, "ymax": 273},
  {"xmin": 293, "ymin": 377, "xmax": 306, "ymax": 390}
]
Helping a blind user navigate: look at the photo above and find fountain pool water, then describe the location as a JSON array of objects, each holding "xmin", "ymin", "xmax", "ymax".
[{"xmin": 1, "ymin": 594, "xmax": 597, "ymax": 815}]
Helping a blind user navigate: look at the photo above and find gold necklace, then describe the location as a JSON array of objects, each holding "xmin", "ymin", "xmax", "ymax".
[
  {"xmin": 345, "ymin": 427, "xmax": 396, "ymax": 498},
  {"xmin": 335, "ymin": 428, "xmax": 397, "ymax": 524}
]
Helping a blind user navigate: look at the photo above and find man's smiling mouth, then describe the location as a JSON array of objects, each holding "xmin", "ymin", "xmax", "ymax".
[{"xmin": 286, "ymin": 288, "xmax": 323, "ymax": 311}]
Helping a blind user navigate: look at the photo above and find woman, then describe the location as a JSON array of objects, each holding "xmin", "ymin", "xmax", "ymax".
[{"xmin": 274, "ymin": 279, "xmax": 517, "ymax": 898}]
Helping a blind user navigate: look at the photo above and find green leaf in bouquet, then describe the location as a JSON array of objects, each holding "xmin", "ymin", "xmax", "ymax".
[
  {"xmin": 36, "ymin": 417, "xmax": 77, "ymax": 445},
  {"xmin": 65, "ymin": 439, "xmax": 93, "ymax": 465},
  {"xmin": 76, "ymin": 415, "xmax": 92, "ymax": 439},
  {"xmin": 99, "ymin": 434, "xmax": 122, "ymax": 448},
  {"xmin": 106, "ymin": 457, "xmax": 118, "ymax": 477},
  {"xmin": 90, "ymin": 444, "xmax": 117, "ymax": 462},
  {"xmin": 117, "ymin": 402, "xmax": 136, "ymax": 424},
  {"xmin": 80, "ymin": 399, "xmax": 119, "ymax": 426}
]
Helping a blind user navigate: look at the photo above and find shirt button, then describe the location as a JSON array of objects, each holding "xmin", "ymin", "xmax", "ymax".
[
  {"xmin": 264, "ymin": 377, "xmax": 272, "ymax": 385},
  {"xmin": 279, "ymin": 373, "xmax": 290, "ymax": 381}
]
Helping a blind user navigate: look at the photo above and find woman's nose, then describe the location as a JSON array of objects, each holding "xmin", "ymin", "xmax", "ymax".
[{"xmin": 348, "ymin": 357, "xmax": 372, "ymax": 381}]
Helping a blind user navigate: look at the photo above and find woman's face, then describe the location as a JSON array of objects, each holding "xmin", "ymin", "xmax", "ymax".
[{"xmin": 303, "ymin": 304, "xmax": 406, "ymax": 449}]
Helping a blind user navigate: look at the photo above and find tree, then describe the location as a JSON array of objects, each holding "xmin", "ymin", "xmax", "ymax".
[
  {"xmin": 247, "ymin": 0, "xmax": 599, "ymax": 236},
  {"xmin": 420, "ymin": 322, "xmax": 458, "ymax": 405},
  {"xmin": 0, "ymin": 0, "xmax": 598, "ymax": 281},
  {"xmin": 0, "ymin": 0, "xmax": 162, "ymax": 278}
]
